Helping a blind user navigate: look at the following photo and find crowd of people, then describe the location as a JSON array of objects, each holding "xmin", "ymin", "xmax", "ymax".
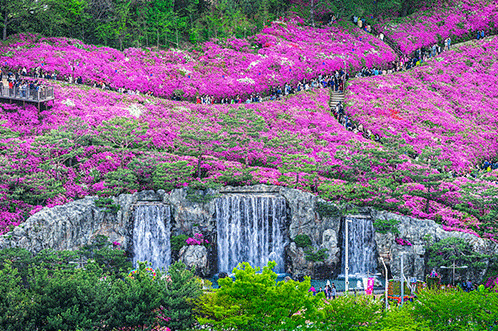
[
  {"xmin": 0, "ymin": 68, "xmax": 47, "ymax": 100},
  {"xmin": 1, "ymin": 14, "xmax": 493, "ymax": 106},
  {"xmin": 194, "ymin": 71, "xmax": 350, "ymax": 105},
  {"xmin": 330, "ymin": 100, "xmax": 381, "ymax": 141},
  {"xmin": 0, "ymin": 24, "xmax": 463, "ymax": 105}
]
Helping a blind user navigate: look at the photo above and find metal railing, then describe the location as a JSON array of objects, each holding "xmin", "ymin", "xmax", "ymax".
[{"xmin": 0, "ymin": 85, "xmax": 54, "ymax": 102}]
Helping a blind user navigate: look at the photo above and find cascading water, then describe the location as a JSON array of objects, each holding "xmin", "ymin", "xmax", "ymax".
[
  {"xmin": 216, "ymin": 195, "xmax": 287, "ymax": 273},
  {"xmin": 132, "ymin": 204, "xmax": 171, "ymax": 269},
  {"xmin": 341, "ymin": 217, "xmax": 377, "ymax": 277}
]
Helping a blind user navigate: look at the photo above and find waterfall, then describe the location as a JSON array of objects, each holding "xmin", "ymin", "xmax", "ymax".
[
  {"xmin": 132, "ymin": 204, "xmax": 171, "ymax": 269},
  {"xmin": 341, "ymin": 217, "xmax": 377, "ymax": 277},
  {"xmin": 216, "ymin": 195, "xmax": 287, "ymax": 273}
]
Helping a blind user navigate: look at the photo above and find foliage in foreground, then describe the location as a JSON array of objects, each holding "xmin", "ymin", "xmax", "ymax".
[
  {"xmin": 1, "ymin": 252, "xmax": 498, "ymax": 330},
  {"xmin": 195, "ymin": 261, "xmax": 322, "ymax": 330},
  {"xmin": 194, "ymin": 261, "xmax": 498, "ymax": 331},
  {"xmin": 0, "ymin": 243, "xmax": 201, "ymax": 331}
]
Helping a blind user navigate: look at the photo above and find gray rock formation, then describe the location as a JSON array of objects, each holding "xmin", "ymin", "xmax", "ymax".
[
  {"xmin": 0, "ymin": 185, "xmax": 495, "ymax": 283},
  {"xmin": 371, "ymin": 209, "xmax": 497, "ymax": 283},
  {"xmin": 179, "ymin": 245, "xmax": 209, "ymax": 277}
]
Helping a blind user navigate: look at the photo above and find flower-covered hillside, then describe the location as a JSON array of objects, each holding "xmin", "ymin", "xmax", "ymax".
[
  {"xmin": 376, "ymin": 0, "xmax": 498, "ymax": 55},
  {"xmin": 1, "ymin": 78, "xmax": 497, "ymax": 240},
  {"xmin": 345, "ymin": 36, "xmax": 498, "ymax": 172},
  {"xmin": 0, "ymin": 83, "xmax": 376, "ymax": 235},
  {"xmin": 0, "ymin": 20, "xmax": 395, "ymax": 99}
]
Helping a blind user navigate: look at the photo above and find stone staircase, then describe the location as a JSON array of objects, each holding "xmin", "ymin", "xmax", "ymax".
[{"xmin": 328, "ymin": 88, "xmax": 345, "ymax": 108}]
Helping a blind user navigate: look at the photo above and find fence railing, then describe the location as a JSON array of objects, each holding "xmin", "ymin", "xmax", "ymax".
[{"xmin": 0, "ymin": 85, "xmax": 54, "ymax": 102}]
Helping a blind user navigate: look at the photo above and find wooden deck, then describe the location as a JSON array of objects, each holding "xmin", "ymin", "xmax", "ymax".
[{"xmin": 0, "ymin": 85, "xmax": 54, "ymax": 110}]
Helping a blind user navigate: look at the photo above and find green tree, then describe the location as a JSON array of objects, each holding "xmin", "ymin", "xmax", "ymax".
[
  {"xmin": 410, "ymin": 289, "xmax": 498, "ymax": 330},
  {"xmin": 176, "ymin": 117, "xmax": 221, "ymax": 178},
  {"xmin": 96, "ymin": 116, "xmax": 150, "ymax": 149},
  {"xmin": 103, "ymin": 168, "xmax": 139, "ymax": 195},
  {"xmin": 0, "ymin": 0, "xmax": 47, "ymax": 40},
  {"xmin": 34, "ymin": 129, "xmax": 86, "ymax": 182},
  {"xmin": 279, "ymin": 153, "xmax": 318, "ymax": 186},
  {"xmin": 0, "ymin": 261, "xmax": 33, "ymax": 330},
  {"xmin": 196, "ymin": 261, "xmax": 321, "ymax": 331},
  {"xmin": 427, "ymin": 237, "xmax": 488, "ymax": 284},
  {"xmin": 164, "ymin": 261, "xmax": 203, "ymax": 330},
  {"xmin": 27, "ymin": 263, "xmax": 103, "ymax": 330},
  {"xmin": 78, "ymin": 235, "xmax": 132, "ymax": 277},
  {"xmin": 152, "ymin": 160, "xmax": 195, "ymax": 191},
  {"xmin": 311, "ymin": 295, "xmax": 382, "ymax": 330},
  {"xmin": 373, "ymin": 306, "xmax": 430, "ymax": 331},
  {"xmin": 219, "ymin": 107, "xmax": 268, "ymax": 167},
  {"xmin": 99, "ymin": 261, "xmax": 201, "ymax": 330}
]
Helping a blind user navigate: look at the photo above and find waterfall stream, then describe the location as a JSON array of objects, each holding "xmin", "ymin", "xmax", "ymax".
[
  {"xmin": 341, "ymin": 217, "xmax": 377, "ymax": 277},
  {"xmin": 216, "ymin": 195, "xmax": 287, "ymax": 273},
  {"xmin": 132, "ymin": 204, "xmax": 171, "ymax": 269}
]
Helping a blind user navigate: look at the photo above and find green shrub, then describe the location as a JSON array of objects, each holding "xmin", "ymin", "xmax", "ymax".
[
  {"xmin": 305, "ymin": 248, "xmax": 328, "ymax": 262},
  {"xmin": 185, "ymin": 181, "xmax": 220, "ymax": 204},
  {"xmin": 94, "ymin": 197, "xmax": 120, "ymax": 213},
  {"xmin": 171, "ymin": 234, "xmax": 189, "ymax": 252},
  {"xmin": 311, "ymin": 295, "xmax": 382, "ymax": 330},
  {"xmin": 373, "ymin": 218, "xmax": 400, "ymax": 235},
  {"xmin": 316, "ymin": 201, "xmax": 342, "ymax": 218},
  {"xmin": 294, "ymin": 234, "xmax": 312, "ymax": 248},
  {"xmin": 195, "ymin": 261, "xmax": 322, "ymax": 331},
  {"xmin": 410, "ymin": 289, "xmax": 498, "ymax": 330},
  {"xmin": 0, "ymin": 252, "xmax": 202, "ymax": 331}
]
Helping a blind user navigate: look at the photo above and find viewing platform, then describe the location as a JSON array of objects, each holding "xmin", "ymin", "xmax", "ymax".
[{"xmin": 0, "ymin": 85, "xmax": 55, "ymax": 110}]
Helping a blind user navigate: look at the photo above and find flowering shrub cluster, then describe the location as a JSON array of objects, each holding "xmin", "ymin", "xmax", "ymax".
[
  {"xmin": 395, "ymin": 238, "xmax": 413, "ymax": 246},
  {"xmin": 0, "ymin": 11, "xmax": 497, "ymax": 242},
  {"xmin": 0, "ymin": 20, "xmax": 395, "ymax": 99},
  {"xmin": 0, "ymin": 71, "xmax": 496, "ymax": 239},
  {"xmin": 375, "ymin": 0, "xmax": 498, "ymax": 55},
  {"xmin": 186, "ymin": 233, "xmax": 209, "ymax": 246},
  {"xmin": 485, "ymin": 275, "xmax": 498, "ymax": 292},
  {"xmin": 345, "ymin": 37, "xmax": 498, "ymax": 172},
  {"xmin": 342, "ymin": 37, "xmax": 498, "ymax": 238}
]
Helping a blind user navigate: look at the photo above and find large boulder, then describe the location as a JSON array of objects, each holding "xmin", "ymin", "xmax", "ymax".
[{"xmin": 179, "ymin": 245, "xmax": 209, "ymax": 277}]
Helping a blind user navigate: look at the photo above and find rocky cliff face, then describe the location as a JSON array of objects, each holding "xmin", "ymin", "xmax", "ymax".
[
  {"xmin": 371, "ymin": 209, "xmax": 497, "ymax": 282},
  {"xmin": 0, "ymin": 185, "xmax": 495, "ymax": 282}
]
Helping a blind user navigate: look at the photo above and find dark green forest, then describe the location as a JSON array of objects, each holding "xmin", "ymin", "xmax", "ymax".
[{"xmin": 1, "ymin": 0, "xmax": 431, "ymax": 50}]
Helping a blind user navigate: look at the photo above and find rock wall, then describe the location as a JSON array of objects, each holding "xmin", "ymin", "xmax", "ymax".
[
  {"xmin": 0, "ymin": 185, "xmax": 495, "ymax": 282},
  {"xmin": 371, "ymin": 209, "xmax": 497, "ymax": 282}
]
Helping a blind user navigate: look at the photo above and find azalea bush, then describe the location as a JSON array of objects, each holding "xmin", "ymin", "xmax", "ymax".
[
  {"xmin": 375, "ymin": 0, "xmax": 498, "ymax": 55},
  {"xmin": 343, "ymin": 36, "xmax": 498, "ymax": 238},
  {"xmin": 0, "ymin": 10, "xmax": 497, "ymax": 242},
  {"xmin": 0, "ymin": 20, "xmax": 395, "ymax": 99},
  {"xmin": 395, "ymin": 238, "xmax": 412, "ymax": 246},
  {"xmin": 186, "ymin": 233, "xmax": 209, "ymax": 246}
]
